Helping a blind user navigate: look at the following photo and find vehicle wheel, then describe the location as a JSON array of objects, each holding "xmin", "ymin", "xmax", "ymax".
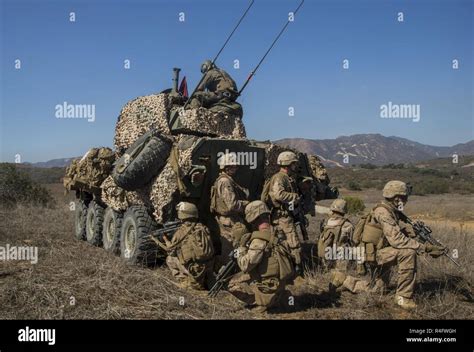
[
  {"xmin": 74, "ymin": 200, "xmax": 88, "ymax": 240},
  {"xmin": 85, "ymin": 201, "xmax": 105, "ymax": 246},
  {"xmin": 120, "ymin": 206, "xmax": 159, "ymax": 266},
  {"xmin": 112, "ymin": 130, "xmax": 172, "ymax": 191},
  {"xmin": 102, "ymin": 207, "xmax": 123, "ymax": 255}
]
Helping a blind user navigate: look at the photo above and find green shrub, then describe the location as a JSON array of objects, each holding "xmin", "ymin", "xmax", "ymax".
[
  {"xmin": 347, "ymin": 180, "xmax": 362, "ymax": 191},
  {"xmin": 344, "ymin": 196, "xmax": 366, "ymax": 214},
  {"xmin": 0, "ymin": 163, "xmax": 56, "ymax": 208}
]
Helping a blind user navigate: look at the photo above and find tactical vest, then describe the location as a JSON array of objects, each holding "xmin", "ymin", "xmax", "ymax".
[
  {"xmin": 210, "ymin": 174, "xmax": 248, "ymax": 216},
  {"xmin": 360, "ymin": 202, "xmax": 399, "ymax": 261},
  {"xmin": 248, "ymin": 229, "xmax": 294, "ymax": 282},
  {"xmin": 266, "ymin": 172, "xmax": 298, "ymax": 213},
  {"xmin": 317, "ymin": 217, "xmax": 349, "ymax": 259},
  {"xmin": 173, "ymin": 223, "xmax": 214, "ymax": 265}
]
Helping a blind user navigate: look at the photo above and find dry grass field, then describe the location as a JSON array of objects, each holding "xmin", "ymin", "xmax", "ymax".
[{"xmin": 0, "ymin": 184, "xmax": 473, "ymax": 320}]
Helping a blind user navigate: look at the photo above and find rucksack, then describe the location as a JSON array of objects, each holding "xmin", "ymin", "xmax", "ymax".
[
  {"xmin": 317, "ymin": 219, "xmax": 347, "ymax": 259},
  {"xmin": 260, "ymin": 178, "xmax": 273, "ymax": 208},
  {"xmin": 179, "ymin": 223, "xmax": 214, "ymax": 264}
]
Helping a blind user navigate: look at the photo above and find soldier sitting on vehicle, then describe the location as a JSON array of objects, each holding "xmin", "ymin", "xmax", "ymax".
[
  {"xmin": 230, "ymin": 201, "xmax": 295, "ymax": 313},
  {"xmin": 158, "ymin": 202, "xmax": 215, "ymax": 290},
  {"xmin": 189, "ymin": 60, "xmax": 242, "ymax": 116}
]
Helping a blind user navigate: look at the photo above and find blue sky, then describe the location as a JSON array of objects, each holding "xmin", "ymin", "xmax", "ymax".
[{"xmin": 0, "ymin": 0, "xmax": 472, "ymax": 162}]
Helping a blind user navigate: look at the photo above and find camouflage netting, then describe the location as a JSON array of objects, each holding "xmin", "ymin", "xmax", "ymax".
[
  {"xmin": 100, "ymin": 176, "xmax": 150, "ymax": 212},
  {"xmin": 262, "ymin": 143, "xmax": 292, "ymax": 179},
  {"xmin": 173, "ymin": 107, "xmax": 246, "ymax": 139},
  {"xmin": 114, "ymin": 94, "xmax": 171, "ymax": 154},
  {"xmin": 149, "ymin": 134, "xmax": 200, "ymax": 223},
  {"xmin": 64, "ymin": 148, "xmax": 115, "ymax": 192},
  {"xmin": 309, "ymin": 155, "xmax": 330, "ymax": 185}
]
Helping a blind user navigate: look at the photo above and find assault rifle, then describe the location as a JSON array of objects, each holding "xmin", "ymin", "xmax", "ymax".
[
  {"xmin": 400, "ymin": 213, "xmax": 461, "ymax": 267},
  {"xmin": 151, "ymin": 220, "xmax": 182, "ymax": 243},
  {"xmin": 289, "ymin": 199, "xmax": 309, "ymax": 241},
  {"xmin": 208, "ymin": 250, "xmax": 238, "ymax": 298}
]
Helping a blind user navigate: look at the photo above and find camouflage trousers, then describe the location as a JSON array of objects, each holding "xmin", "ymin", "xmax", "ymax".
[
  {"xmin": 272, "ymin": 215, "xmax": 301, "ymax": 264},
  {"xmin": 229, "ymin": 277, "xmax": 286, "ymax": 310},
  {"xmin": 166, "ymin": 256, "xmax": 213, "ymax": 290},
  {"xmin": 215, "ymin": 215, "xmax": 247, "ymax": 266},
  {"xmin": 341, "ymin": 247, "xmax": 417, "ymax": 298}
]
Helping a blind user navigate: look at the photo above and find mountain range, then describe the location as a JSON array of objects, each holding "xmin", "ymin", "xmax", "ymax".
[
  {"xmin": 22, "ymin": 134, "xmax": 474, "ymax": 168},
  {"xmin": 275, "ymin": 134, "xmax": 474, "ymax": 166}
]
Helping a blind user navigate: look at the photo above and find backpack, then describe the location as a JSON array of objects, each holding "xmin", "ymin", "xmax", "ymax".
[
  {"xmin": 352, "ymin": 213, "xmax": 371, "ymax": 246},
  {"xmin": 317, "ymin": 219, "xmax": 347, "ymax": 259},
  {"xmin": 260, "ymin": 178, "xmax": 273, "ymax": 208},
  {"xmin": 179, "ymin": 223, "xmax": 214, "ymax": 264}
]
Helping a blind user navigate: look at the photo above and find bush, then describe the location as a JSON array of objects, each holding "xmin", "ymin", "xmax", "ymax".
[
  {"xmin": 347, "ymin": 180, "xmax": 362, "ymax": 191},
  {"xmin": 344, "ymin": 196, "xmax": 365, "ymax": 214},
  {"xmin": 359, "ymin": 163, "xmax": 378, "ymax": 169},
  {"xmin": 0, "ymin": 163, "xmax": 56, "ymax": 208}
]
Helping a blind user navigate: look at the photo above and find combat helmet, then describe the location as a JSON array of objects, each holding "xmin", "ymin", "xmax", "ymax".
[
  {"xmin": 176, "ymin": 202, "xmax": 198, "ymax": 220},
  {"xmin": 382, "ymin": 180, "xmax": 410, "ymax": 199},
  {"xmin": 330, "ymin": 198, "xmax": 347, "ymax": 214},
  {"xmin": 201, "ymin": 59, "xmax": 214, "ymax": 74},
  {"xmin": 277, "ymin": 151, "xmax": 298, "ymax": 166},
  {"xmin": 245, "ymin": 200, "xmax": 271, "ymax": 224}
]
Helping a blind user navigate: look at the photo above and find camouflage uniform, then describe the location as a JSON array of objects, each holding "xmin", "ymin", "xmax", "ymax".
[
  {"xmin": 268, "ymin": 170, "xmax": 301, "ymax": 263},
  {"xmin": 211, "ymin": 172, "xmax": 249, "ymax": 261},
  {"xmin": 164, "ymin": 221, "xmax": 214, "ymax": 290},
  {"xmin": 229, "ymin": 201, "xmax": 295, "ymax": 312},
  {"xmin": 340, "ymin": 200, "xmax": 421, "ymax": 298},
  {"xmin": 319, "ymin": 213, "xmax": 354, "ymax": 269},
  {"xmin": 191, "ymin": 62, "xmax": 239, "ymax": 112},
  {"xmin": 161, "ymin": 202, "xmax": 214, "ymax": 290}
]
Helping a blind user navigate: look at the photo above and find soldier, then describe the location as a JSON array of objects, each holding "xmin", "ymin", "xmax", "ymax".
[
  {"xmin": 331, "ymin": 181, "xmax": 446, "ymax": 310},
  {"xmin": 190, "ymin": 60, "xmax": 239, "ymax": 110},
  {"xmin": 210, "ymin": 153, "xmax": 250, "ymax": 264},
  {"xmin": 317, "ymin": 199, "xmax": 355, "ymax": 290},
  {"xmin": 159, "ymin": 202, "xmax": 215, "ymax": 290},
  {"xmin": 231, "ymin": 201, "xmax": 295, "ymax": 313},
  {"xmin": 266, "ymin": 151, "xmax": 302, "ymax": 268}
]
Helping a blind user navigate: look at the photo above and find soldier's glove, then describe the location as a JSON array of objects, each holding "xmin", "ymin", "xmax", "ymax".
[{"xmin": 423, "ymin": 243, "xmax": 447, "ymax": 258}]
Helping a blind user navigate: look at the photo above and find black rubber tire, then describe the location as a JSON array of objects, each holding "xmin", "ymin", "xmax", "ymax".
[
  {"xmin": 119, "ymin": 206, "xmax": 159, "ymax": 266},
  {"xmin": 74, "ymin": 200, "xmax": 88, "ymax": 241},
  {"xmin": 102, "ymin": 207, "xmax": 123, "ymax": 255},
  {"xmin": 85, "ymin": 201, "xmax": 105, "ymax": 246},
  {"xmin": 112, "ymin": 131, "xmax": 172, "ymax": 191}
]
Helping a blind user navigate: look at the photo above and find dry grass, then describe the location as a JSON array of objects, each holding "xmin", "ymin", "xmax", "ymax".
[{"xmin": 0, "ymin": 184, "xmax": 472, "ymax": 320}]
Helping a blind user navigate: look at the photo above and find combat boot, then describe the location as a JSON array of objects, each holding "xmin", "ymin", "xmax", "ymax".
[{"xmin": 395, "ymin": 295, "xmax": 417, "ymax": 310}]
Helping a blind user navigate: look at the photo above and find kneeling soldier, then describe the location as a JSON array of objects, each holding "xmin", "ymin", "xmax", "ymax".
[
  {"xmin": 232, "ymin": 200, "xmax": 295, "ymax": 313},
  {"xmin": 160, "ymin": 202, "xmax": 215, "ymax": 290}
]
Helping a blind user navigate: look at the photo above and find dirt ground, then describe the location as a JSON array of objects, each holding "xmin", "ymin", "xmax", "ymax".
[{"xmin": 0, "ymin": 184, "xmax": 472, "ymax": 320}]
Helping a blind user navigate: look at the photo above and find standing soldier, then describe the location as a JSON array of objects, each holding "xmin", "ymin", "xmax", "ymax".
[
  {"xmin": 317, "ymin": 199, "xmax": 355, "ymax": 291},
  {"xmin": 331, "ymin": 181, "xmax": 446, "ymax": 309},
  {"xmin": 231, "ymin": 201, "xmax": 295, "ymax": 313},
  {"xmin": 210, "ymin": 154, "xmax": 250, "ymax": 264},
  {"xmin": 265, "ymin": 151, "xmax": 302, "ymax": 268},
  {"xmin": 190, "ymin": 60, "xmax": 239, "ymax": 110},
  {"xmin": 159, "ymin": 202, "xmax": 215, "ymax": 290}
]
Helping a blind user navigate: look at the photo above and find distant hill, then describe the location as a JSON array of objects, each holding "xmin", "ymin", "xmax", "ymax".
[
  {"xmin": 275, "ymin": 134, "xmax": 474, "ymax": 166},
  {"xmin": 24, "ymin": 157, "xmax": 77, "ymax": 168}
]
